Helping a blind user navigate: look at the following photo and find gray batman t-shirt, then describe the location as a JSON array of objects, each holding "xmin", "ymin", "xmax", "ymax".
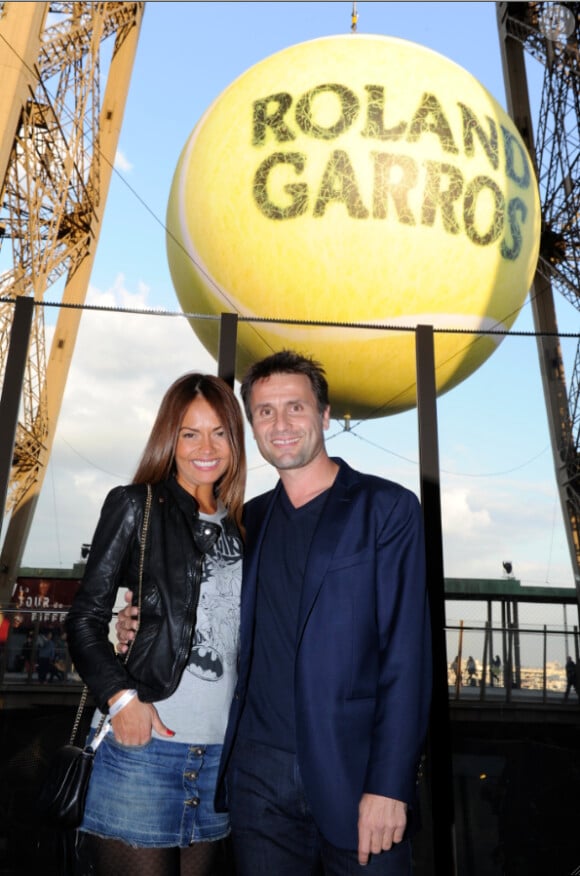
[{"xmin": 154, "ymin": 505, "xmax": 242, "ymax": 744}]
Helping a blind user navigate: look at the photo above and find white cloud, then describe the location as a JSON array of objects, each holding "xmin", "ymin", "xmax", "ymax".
[
  {"xmin": 438, "ymin": 478, "xmax": 572, "ymax": 586},
  {"xmin": 114, "ymin": 149, "xmax": 132, "ymax": 172},
  {"xmin": 21, "ymin": 276, "xmax": 219, "ymax": 568},
  {"xmin": 442, "ymin": 487, "xmax": 492, "ymax": 534}
]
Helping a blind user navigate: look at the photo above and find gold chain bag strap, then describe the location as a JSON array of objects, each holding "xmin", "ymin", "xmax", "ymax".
[
  {"xmin": 37, "ymin": 483, "xmax": 153, "ymax": 829},
  {"xmin": 125, "ymin": 481, "xmax": 152, "ymax": 661}
]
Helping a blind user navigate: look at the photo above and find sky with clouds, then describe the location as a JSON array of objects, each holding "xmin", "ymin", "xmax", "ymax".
[{"xmin": 4, "ymin": 2, "xmax": 578, "ymax": 596}]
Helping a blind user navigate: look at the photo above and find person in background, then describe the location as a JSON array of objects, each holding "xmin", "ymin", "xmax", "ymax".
[
  {"xmin": 466, "ymin": 655, "xmax": 477, "ymax": 686},
  {"xmin": 66, "ymin": 373, "xmax": 246, "ymax": 876},
  {"xmin": 5, "ymin": 613, "xmax": 26, "ymax": 673},
  {"xmin": 22, "ymin": 628, "xmax": 35, "ymax": 675},
  {"xmin": 450, "ymin": 655, "xmax": 459, "ymax": 685},
  {"xmin": 49, "ymin": 629, "xmax": 68, "ymax": 681},
  {"xmin": 490, "ymin": 654, "xmax": 501, "ymax": 687},
  {"xmin": 564, "ymin": 655, "xmax": 578, "ymax": 701},
  {"xmin": 36, "ymin": 629, "xmax": 56, "ymax": 683}
]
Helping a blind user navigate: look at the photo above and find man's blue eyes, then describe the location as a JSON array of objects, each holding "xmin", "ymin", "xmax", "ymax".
[{"xmin": 258, "ymin": 406, "xmax": 302, "ymax": 417}]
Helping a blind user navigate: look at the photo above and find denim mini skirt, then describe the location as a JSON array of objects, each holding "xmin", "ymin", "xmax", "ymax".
[{"xmin": 80, "ymin": 733, "xmax": 229, "ymax": 847}]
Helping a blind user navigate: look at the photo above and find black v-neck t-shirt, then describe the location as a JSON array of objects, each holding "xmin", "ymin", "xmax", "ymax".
[{"xmin": 238, "ymin": 486, "xmax": 329, "ymax": 752}]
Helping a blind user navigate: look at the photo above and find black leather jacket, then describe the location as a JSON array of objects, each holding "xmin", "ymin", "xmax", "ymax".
[{"xmin": 66, "ymin": 478, "xmax": 227, "ymax": 713}]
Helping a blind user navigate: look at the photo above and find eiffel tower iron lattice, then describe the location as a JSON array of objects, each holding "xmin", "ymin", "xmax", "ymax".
[{"xmin": 0, "ymin": 1, "xmax": 144, "ymax": 600}]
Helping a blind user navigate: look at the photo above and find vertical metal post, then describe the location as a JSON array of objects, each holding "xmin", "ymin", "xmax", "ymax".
[
  {"xmin": 415, "ymin": 324, "xmax": 457, "ymax": 875},
  {"xmin": 0, "ymin": 296, "xmax": 34, "ymax": 540},
  {"xmin": 542, "ymin": 625, "xmax": 547, "ymax": 704},
  {"xmin": 506, "ymin": 619, "xmax": 513, "ymax": 702},
  {"xmin": 488, "ymin": 601, "xmax": 494, "ymax": 687},
  {"xmin": 217, "ymin": 313, "xmax": 238, "ymax": 388},
  {"xmin": 501, "ymin": 602, "xmax": 508, "ymax": 680},
  {"xmin": 480, "ymin": 623, "xmax": 489, "ymax": 701},
  {"xmin": 514, "ymin": 602, "xmax": 521, "ymax": 688}
]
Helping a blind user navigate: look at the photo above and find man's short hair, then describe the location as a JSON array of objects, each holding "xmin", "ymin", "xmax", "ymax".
[{"xmin": 240, "ymin": 350, "xmax": 329, "ymax": 423}]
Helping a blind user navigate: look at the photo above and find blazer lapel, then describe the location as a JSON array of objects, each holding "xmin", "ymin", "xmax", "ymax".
[
  {"xmin": 296, "ymin": 462, "xmax": 356, "ymax": 645},
  {"xmin": 237, "ymin": 485, "xmax": 281, "ymax": 683}
]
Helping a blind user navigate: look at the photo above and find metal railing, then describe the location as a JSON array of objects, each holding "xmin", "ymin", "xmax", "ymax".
[
  {"xmin": 2, "ymin": 605, "xmax": 580, "ymax": 709},
  {"xmin": 447, "ymin": 620, "xmax": 580, "ymax": 705}
]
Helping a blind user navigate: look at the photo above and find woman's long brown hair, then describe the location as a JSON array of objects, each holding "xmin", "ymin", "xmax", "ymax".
[{"xmin": 133, "ymin": 373, "xmax": 246, "ymax": 533}]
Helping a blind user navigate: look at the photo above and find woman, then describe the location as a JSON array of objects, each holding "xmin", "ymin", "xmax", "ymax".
[{"xmin": 66, "ymin": 373, "xmax": 246, "ymax": 876}]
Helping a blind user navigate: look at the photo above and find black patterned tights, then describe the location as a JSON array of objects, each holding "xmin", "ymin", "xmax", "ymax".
[{"xmin": 76, "ymin": 833, "xmax": 228, "ymax": 876}]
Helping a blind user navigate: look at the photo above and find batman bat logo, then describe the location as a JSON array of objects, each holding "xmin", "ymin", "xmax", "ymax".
[{"xmin": 188, "ymin": 645, "xmax": 224, "ymax": 681}]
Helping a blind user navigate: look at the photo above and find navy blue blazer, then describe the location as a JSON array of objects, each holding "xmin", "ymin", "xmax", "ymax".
[{"xmin": 217, "ymin": 458, "xmax": 432, "ymax": 850}]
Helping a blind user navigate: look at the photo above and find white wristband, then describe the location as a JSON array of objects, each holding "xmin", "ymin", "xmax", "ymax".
[{"xmin": 109, "ymin": 689, "xmax": 138, "ymax": 718}]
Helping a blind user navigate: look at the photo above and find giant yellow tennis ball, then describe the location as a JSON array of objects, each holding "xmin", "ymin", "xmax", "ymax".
[{"xmin": 167, "ymin": 34, "xmax": 540, "ymax": 418}]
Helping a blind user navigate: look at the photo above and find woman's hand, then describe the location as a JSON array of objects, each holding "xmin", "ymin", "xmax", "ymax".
[
  {"xmin": 108, "ymin": 691, "xmax": 174, "ymax": 745},
  {"xmin": 115, "ymin": 589, "xmax": 139, "ymax": 654}
]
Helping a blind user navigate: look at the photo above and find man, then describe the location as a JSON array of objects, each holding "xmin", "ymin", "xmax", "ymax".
[
  {"xmin": 564, "ymin": 655, "xmax": 578, "ymax": 701},
  {"xmin": 118, "ymin": 350, "xmax": 432, "ymax": 875}
]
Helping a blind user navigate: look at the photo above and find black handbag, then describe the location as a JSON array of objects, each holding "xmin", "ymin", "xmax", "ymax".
[
  {"xmin": 36, "ymin": 484, "xmax": 152, "ymax": 829},
  {"xmin": 36, "ymin": 728, "xmax": 99, "ymax": 829}
]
